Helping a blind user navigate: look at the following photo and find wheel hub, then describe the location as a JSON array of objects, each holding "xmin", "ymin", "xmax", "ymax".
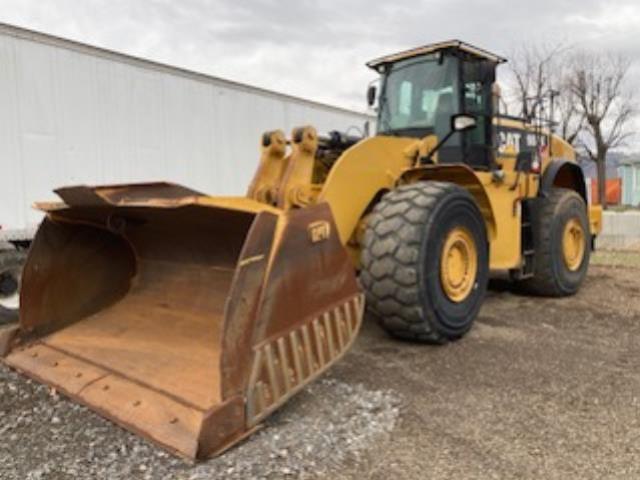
[
  {"xmin": 440, "ymin": 227, "xmax": 477, "ymax": 303},
  {"xmin": 562, "ymin": 218, "xmax": 585, "ymax": 271}
]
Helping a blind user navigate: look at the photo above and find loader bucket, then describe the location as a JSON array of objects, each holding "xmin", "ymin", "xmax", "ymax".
[{"xmin": 2, "ymin": 183, "xmax": 363, "ymax": 460}]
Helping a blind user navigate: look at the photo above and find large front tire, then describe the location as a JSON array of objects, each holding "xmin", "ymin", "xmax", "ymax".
[{"xmin": 360, "ymin": 182, "xmax": 489, "ymax": 343}]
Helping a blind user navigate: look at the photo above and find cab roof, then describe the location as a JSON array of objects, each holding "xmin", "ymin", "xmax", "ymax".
[{"xmin": 366, "ymin": 40, "xmax": 506, "ymax": 71}]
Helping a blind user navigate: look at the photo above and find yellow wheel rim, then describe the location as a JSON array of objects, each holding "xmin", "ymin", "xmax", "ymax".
[
  {"xmin": 562, "ymin": 218, "xmax": 585, "ymax": 271},
  {"xmin": 440, "ymin": 227, "xmax": 478, "ymax": 303}
]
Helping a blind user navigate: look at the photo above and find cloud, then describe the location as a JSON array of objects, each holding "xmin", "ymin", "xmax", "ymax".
[{"xmin": 0, "ymin": 0, "xmax": 639, "ymax": 119}]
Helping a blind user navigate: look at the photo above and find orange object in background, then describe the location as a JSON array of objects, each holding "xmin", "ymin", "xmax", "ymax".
[{"xmin": 590, "ymin": 178, "xmax": 622, "ymax": 205}]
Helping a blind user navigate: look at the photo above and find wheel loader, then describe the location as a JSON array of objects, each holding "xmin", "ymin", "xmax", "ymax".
[{"xmin": 1, "ymin": 40, "xmax": 601, "ymax": 460}]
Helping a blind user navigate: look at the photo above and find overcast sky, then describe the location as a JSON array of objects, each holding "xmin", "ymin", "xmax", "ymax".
[{"xmin": 1, "ymin": 0, "xmax": 639, "ymax": 116}]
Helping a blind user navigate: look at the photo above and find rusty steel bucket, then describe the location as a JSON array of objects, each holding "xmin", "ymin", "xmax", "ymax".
[{"xmin": 1, "ymin": 183, "xmax": 363, "ymax": 460}]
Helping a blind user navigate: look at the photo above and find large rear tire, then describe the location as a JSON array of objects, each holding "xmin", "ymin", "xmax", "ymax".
[
  {"xmin": 518, "ymin": 188, "xmax": 590, "ymax": 296},
  {"xmin": 360, "ymin": 182, "xmax": 489, "ymax": 343},
  {"xmin": 0, "ymin": 249, "xmax": 26, "ymax": 325}
]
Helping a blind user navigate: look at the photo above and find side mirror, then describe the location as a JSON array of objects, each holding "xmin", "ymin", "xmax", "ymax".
[
  {"xmin": 420, "ymin": 114, "xmax": 477, "ymax": 166},
  {"xmin": 366, "ymin": 85, "xmax": 377, "ymax": 107},
  {"xmin": 451, "ymin": 113, "xmax": 477, "ymax": 132}
]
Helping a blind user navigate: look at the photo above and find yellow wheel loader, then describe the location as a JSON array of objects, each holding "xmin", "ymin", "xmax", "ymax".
[{"xmin": 1, "ymin": 40, "xmax": 602, "ymax": 460}]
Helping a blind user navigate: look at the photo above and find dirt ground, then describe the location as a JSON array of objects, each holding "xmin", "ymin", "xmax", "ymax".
[{"xmin": 1, "ymin": 253, "xmax": 640, "ymax": 479}]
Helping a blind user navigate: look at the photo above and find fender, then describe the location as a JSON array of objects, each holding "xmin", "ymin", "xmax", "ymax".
[
  {"xmin": 400, "ymin": 164, "xmax": 497, "ymax": 237},
  {"xmin": 317, "ymin": 136, "xmax": 416, "ymax": 244},
  {"xmin": 540, "ymin": 161, "xmax": 587, "ymax": 203}
]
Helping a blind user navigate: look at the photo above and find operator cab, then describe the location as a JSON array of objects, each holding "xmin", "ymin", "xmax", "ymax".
[{"xmin": 367, "ymin": 40, "xmax": 505, "ymax": 169}]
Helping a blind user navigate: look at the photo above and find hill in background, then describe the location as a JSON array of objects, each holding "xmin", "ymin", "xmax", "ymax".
[{"xmin": 578, "ymin": 151, "xmax": 639, "ymax": 179}]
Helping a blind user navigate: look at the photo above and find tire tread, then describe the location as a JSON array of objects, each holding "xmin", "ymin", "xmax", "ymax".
[
  {"xmin": 518, "ymin": 188, "xmax": 589, "ymax": 296},
  {"xmin": 361, "ymin": 182, "xmax": 472, "ymax": 343}
]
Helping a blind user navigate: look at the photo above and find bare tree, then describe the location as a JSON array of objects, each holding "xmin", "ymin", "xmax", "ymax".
[
  {"xmin": 568, "ymin": 53, "xmax": 636, "ymax": 208},
  {"xmin": 554, "ymin": 66, "xmax": 585, "ymax": 145},
  {"xmin": 508, "ymin": 43, "xmax": 562, "ymax": 118},
  {"xmin": 507, "ymin": 42, "xmax": 584, "ymax": 145}
]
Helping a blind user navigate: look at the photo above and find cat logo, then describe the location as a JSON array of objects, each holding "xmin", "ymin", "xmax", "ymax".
[
  {"xmin": 498, "ymin": 129, "xmax": 546, "ymax": 154},
  {"xmin": 308, "ymin": 220, "xmax": 331, "ymax": 243},
  {"xmin": 498, "ymin": 131, "xmax": 522, "ymax": 153}
]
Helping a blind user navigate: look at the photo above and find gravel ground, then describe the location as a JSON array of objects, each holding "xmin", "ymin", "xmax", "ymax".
[
  {"xmin": 1, "ymin": 257, "xmax": 640, "ymax": 479},
  {"xmin": 0, "ymin": 371, "xmax": 400, "ymax": 480}
]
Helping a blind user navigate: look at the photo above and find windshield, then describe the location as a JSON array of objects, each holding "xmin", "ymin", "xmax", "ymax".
[{"xmin": 378, "ymin": 54, "xmax": 459, "ymax": 137}]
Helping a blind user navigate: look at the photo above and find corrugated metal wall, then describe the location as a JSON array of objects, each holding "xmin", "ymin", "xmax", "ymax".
[
  {"xmin": 0, "ymin": 24, "xmax": 373, "ymax": 239},
  {"xmin": 619, "ymin": 164, "xmax": 640, "ymax": 206}
]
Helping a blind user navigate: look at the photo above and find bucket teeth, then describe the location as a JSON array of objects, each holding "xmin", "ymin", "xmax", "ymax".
[{"xmin": 246, "ymin": 294, "xmax": 364, "ymax": 426}]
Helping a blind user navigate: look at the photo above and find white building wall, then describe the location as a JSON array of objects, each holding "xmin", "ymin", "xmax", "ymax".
[
  {"xmin": 0, "ymin": 24, "xmax": 373, "ymax": 240},
  {"xmin": 597, "ymin": 211, "xmax": 640, "ymax": 250}
]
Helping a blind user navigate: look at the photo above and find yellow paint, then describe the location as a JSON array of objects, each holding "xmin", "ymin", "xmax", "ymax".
[
  {"xmin": 589, "ymin": 204, "xmax": 603, "ymax": 235},
  {"xmin": 400, "ymin": 165, "xmax": 531, "ymax": 269},
  {"xmin": 276, "ymin": 126, "xmax": 320, "ymax": 209},
  {"xmin": 317, "ymin": 136, "xmax": 416, "ymax": 243},
  {"xmin": 403, "ymin": 134, "xmax": 440, "ymax": 164},
  {"xmin": 473, "ymin": 171, "xmax": 527, "ymax": 269},
  {"xmin": 247, "ymin": 127, "xmax": 322, "ymax": 210},
  {"xmin": 243, "ymin": 116, "xmax": 591, "ymax": 273},
  {"xmin": 494, "ymin": 116, "xmax": 575, "ymax": 168},
  {"xmin": 440, "ymin": 226, "xmax": 477, "ymax": 302},
  {"xmin": 562, "ymin": 218, "xmax": 586, "ymax": 271},
  {"xmin": 247, "ymin": 130, "xmax": 288, "ymax": 205}
]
